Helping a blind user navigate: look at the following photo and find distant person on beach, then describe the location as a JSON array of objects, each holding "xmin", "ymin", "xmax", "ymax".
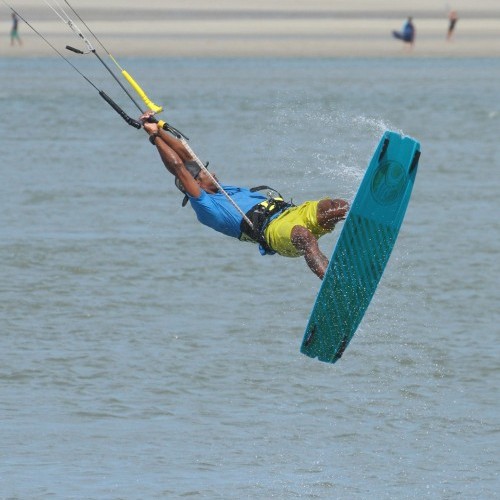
[
  {"xmin": 447, "ymin": 10, "xmax": 458, "ymax": 40},
  {"xmin": 392, "ymin": 17, "xmax": 415, "ymax": 48},
  {"xmin": 139, "ymin": 110, "xmax": 349, "ymax": 280},
  {"xmin": 10, "ymin": 13, "xmax": 22, "ymax": 46}
]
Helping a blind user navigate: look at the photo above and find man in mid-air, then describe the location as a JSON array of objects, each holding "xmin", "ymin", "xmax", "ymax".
[{"xmin": 141, "ymin": 111, "xmax": 349, "ymax": 279}]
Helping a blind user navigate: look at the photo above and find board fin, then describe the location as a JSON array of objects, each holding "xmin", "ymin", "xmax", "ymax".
[
  {"xmin": 410, "ymin": 150, "xmax": 421, "ymax": 173},
  {"xmin": 303, "ymin": 324, "xmax": 317, "ymax": 348},
  {"xmin": 378, "ymin": 137, "xmax": 390, "ymax": 162}
]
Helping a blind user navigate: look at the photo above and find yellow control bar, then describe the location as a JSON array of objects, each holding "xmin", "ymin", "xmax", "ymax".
[{"xmin": 122, "ymin": 70, "xmax": 163, "ymax": 114}]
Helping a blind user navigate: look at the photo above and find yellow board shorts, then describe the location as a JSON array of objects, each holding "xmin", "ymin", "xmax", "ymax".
[{"xmin": 264, "ymin": 200, "xmax": 332, "ymax": 257}]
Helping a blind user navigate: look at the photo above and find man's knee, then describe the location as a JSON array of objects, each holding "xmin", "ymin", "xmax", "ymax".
[{"xmin": 317, "ymin": 198, "xmax": 349, "ymax": 229}]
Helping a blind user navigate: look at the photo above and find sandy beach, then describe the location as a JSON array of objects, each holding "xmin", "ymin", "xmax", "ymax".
[{"xmin": 1, "ymin": 0, "xmax": 499, "ymax": 57}]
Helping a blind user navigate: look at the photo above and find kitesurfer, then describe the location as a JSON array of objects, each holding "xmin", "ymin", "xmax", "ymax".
[{"xmin": 141, "ymin": 112, "xmax": 349, "ymax": 279}]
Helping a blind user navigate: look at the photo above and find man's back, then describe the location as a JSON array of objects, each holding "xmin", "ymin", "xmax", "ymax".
[{"xmin": 189, "ymin": 185, "xmax": 266, "ymax": 238}]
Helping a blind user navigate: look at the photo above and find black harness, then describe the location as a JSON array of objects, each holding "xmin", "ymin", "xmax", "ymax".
[{"xmin": 239, "ymin": 186, "xmax": 294, "ymax": 252}]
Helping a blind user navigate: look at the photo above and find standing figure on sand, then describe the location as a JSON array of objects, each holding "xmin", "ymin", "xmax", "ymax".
[
  {"xmin": 447, "ymin": 10, "xmax": 458, "ymax": 40},
  {"xmin": 392, "ymin": 16, "xmax": 415, "ymax": 49},
  {"xmin": 10, "ymin": 12, "xmax": 22, "ymax": 46}
]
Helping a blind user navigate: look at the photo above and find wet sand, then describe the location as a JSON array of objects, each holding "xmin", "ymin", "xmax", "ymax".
[{"xmin": 1, "ymin": 0, "xmax": 499, "ymax": 57}]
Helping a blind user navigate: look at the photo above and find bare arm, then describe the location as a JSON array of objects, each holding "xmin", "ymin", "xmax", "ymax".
[{"xmin": 142, "ymin": 118, "xmax": 201, "ymax": 199}]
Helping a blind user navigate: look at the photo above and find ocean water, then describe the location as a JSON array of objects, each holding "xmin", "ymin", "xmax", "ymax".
[{"xmin": 0, "ymin": 57, "xmax": 499, "ymax": 499}]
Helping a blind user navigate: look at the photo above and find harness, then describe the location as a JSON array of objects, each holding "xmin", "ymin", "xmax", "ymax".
[{"xmin": 239, "ymin": 186, "xmax": 294, "ymax": 252}]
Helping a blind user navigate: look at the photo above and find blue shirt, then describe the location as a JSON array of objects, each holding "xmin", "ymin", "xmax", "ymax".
[
  {"xmin": 403, "ymin": 21, "xmax": 415, "ymax": 42},
  {"xmin": 188, "ymin": 185, "xmax": 266, "ymax": 239}
]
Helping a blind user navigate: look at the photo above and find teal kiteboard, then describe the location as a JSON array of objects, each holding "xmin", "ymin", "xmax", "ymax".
[{"xmin": 301, "ymin": 131, "xmax": 421, "ymax": 364}]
